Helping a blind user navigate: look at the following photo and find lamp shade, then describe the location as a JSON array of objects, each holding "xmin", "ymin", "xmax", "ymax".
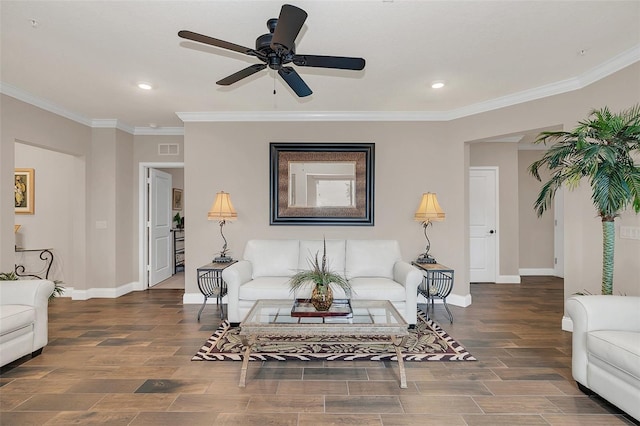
[
  {"xmin": 207, "ymin": 191, "xmax": 237, "ymax": 221},
  {"xmin": 414, "ymin": 192, "xmax": 445, "ymax": 222}
]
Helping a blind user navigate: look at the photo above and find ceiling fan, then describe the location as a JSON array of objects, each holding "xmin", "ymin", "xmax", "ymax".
[{"xmin": 178, "ymin": 4, "xmax": 366, "ymax": 97}]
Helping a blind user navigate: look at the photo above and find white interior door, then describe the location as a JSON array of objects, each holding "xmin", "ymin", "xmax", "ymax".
[
  {"xmin": 469, "ymin": 167, "xmax": 498, "ymax": 282},
  {"xmin": 149, "ymin": 168, "xmax": 172, "ymax": 286}
]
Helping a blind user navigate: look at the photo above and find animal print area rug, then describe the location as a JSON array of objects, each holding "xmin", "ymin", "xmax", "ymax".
[{"xmin": 192, "ymin": 310, "xmax": 476, "ymax": 362}]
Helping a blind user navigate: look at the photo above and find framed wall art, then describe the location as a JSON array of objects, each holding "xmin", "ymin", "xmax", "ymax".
[
  {"xmin": 270, "ymin": 143, "xmax": 374, "ymax": 225},
  {"xmin": 15, "ymin": 168, "xmax": 35, "ymax": 215},
  {"xmin": 172, "ymin": 188, "xmax": 183, "ymax": 210}
]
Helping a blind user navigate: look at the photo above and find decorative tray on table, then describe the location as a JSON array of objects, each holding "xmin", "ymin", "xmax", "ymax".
[{"xmin": 291, "ymin": 298, "xmax": 353, "ymax": 318}]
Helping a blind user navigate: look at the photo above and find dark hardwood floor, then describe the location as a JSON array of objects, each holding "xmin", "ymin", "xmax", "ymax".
[{"xmin": 1, "ymin": 276, "xmax": 636, "ymax": 425}]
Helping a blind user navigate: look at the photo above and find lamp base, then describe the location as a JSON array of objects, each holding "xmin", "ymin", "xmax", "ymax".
[
  {"xmin": 213, "ymin": 256, "xmax": 233, "ymax": 263},
  {"xmin": 416, "ymin": 254, "xmax": 437, "ymax": 264}
]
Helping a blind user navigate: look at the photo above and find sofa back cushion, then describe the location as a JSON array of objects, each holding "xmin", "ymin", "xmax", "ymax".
[
  {"xmin": 244, "ymin": 240, "xmax": 300, "ymax": 278},
  {"xmin": 298, "ymin": 240, "xmax": 346, "ymax": 277},
  {"xmin": 345, "ymin": 240, "xmax": 401, "ymax": 279}
]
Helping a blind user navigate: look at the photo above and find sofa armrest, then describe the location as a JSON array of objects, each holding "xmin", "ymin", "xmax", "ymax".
[
  {"xmin": 566, "ymin": 295, "xmax": 640, "ymax": 386},
  {"xmin": 0, "ymin": 280, "xmax": 55, "ymax": 350},
  {"xmin": 222, "ymin": 261, "xmax": 253, "ymax": 323},
  {"xmin": 393, "ymin": 261, "xmax": 423, "ymax": 325}
]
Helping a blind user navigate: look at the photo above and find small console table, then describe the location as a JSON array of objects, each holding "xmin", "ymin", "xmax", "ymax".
[
  {"xmin": 412, "ymin": 262, "xmax": 455, "ymax": 323},
  {"xmin": 15, "ymin": 248, "xmax": 54, "ymax": 280},
  {"xmin": 196, "ymin": 261, "xmax": 237, "ymax": 321}
]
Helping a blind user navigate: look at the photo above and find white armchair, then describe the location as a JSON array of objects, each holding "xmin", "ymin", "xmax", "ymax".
[
  {"xmin": 566, "ymin": 295, "xmax": 640, "ymax": 421},
  {"xmin": 0, "ymin": 279, "xmax": 55, "ymax": 367}
]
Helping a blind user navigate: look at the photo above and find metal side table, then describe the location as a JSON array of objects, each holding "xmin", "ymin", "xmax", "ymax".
[
  {"xmin": 412, "ymin": 262, "xmax": 455, "ymax": 323},
  {"xmin": 196, "ymin": 261, "xmax": 237, "ymax": 321}
]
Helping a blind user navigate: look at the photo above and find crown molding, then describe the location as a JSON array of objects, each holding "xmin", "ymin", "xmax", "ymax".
[
  {"xmin": 3, "ymin": 44, "xmax": 639, "ymax": 127},
  {"xmin": 91, "ymin": 119, "xmax": 134, "ymax": 134},
  {"xmin": 175, "ymin": 110, "xmax": 451, "ymax": 122},
  {"xmin": 0, "ymin": 81, "xmax": 93, "ymax": 127}
]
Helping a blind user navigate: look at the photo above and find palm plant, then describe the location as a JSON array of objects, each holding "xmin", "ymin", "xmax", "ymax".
[{"xmin": 529, "ymin": 104, "xmax": 640, "ymax": 295}]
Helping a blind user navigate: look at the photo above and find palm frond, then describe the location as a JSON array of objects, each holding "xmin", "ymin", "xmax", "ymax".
[{"xmin": 289, "ymin": 238, "xmax": 351, "ymax": 295}]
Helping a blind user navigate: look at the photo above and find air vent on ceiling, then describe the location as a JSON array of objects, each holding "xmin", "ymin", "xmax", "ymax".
[{"xmin": 158, "ymin": 143, "xmax": 179, "ymax": 156}]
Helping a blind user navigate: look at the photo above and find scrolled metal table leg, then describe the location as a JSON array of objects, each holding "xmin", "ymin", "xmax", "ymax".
[{"xmin": 197, "ymin": 296, "xmax": 208, "ymax": 322}]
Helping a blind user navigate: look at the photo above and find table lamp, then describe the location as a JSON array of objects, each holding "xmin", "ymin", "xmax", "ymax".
[
  {"xmin": 414, "ymin": 192, "xmax": 445, "ymax": 264},
  {"xmin": 208, "ymin": 191, "xmax": 237, "ymax": 262}
]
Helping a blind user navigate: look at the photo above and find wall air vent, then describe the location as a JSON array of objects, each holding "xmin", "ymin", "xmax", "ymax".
[{"xmin": 158, "ymin": 143, "xmax": 179, "ymax": 155}]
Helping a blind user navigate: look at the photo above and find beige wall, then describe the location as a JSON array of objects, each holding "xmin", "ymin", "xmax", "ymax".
[
  {"xmin": 116, "ymin": 129, "xmax": 135, "ymax": 285},
  {"xmin": 183, "ymin": 121, "xmax": 468, "ymax": 300},
  {"xmin": 1, "ymin": 94, "xmax": 91, "ymax": 282},
  {"xmin": 518, "ymin": 150, "xmax": 554, "ymax": 270},
  {"xmin": 2, "ymin": 62, "xmax": 639, "ymax": 307},
  {"xmin": 184, "ymin": 62, "xmax": 640, "ymax": 307}
]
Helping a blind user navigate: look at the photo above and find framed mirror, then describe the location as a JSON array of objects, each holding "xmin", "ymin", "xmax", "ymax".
[{"xmin": 270, "ymin": 143, "xmax": 374, "ymax": 225}]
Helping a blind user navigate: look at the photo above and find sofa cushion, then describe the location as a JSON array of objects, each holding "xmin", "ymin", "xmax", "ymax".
[
  {"xmin": 348, "ymin": 277, "xmax": 406, "ymax": 301},
  {"xmin": 238, "ymin": 276, "xmax": 292, "ymax": 300},
  {"xmin": 588, "ymin": 330, "xmax": 640, "ymax": 380},
  {"xmin": 298, "ymin": 240, "xmax": 346, "ymax": 277},
  {"xmin": 345, "ymin": 240, "xmax": 401, "ymax": 280},
  {"xmin": 244, "ymin": 240, "xmax": 300, "ymax": 278},
  {"xmin": 0, "ymin": 305, "xmax": 35, "ymax": 336}
]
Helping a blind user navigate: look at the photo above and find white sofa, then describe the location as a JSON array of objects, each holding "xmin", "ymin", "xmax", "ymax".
[
  {"xmin": 0, "ymin": 279, "xmax": 55, "ymax": 367},
  {"xmin": 222, "ymin": 239, "xmax": 423, "ymax": 325},
  {"xmin": 566, "ymin": 295, "xmax": 640, "ymax": 421}
]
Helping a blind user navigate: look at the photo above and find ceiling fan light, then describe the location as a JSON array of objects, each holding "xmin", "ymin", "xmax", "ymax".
[
  {"xmin": 137, "ymin": 82, "xmax": 153, "ymax": 90},
  {"xmin": 431, "ymin": 81, "xmax": 445, "ymax": 89}
]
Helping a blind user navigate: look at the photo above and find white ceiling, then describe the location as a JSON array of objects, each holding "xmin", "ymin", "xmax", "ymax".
[{"xmin": 1, "ymin": 1, "xmax": 639, "ymax": 132}]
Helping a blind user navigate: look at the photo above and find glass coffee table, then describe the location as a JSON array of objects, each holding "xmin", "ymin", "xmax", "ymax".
[{"xmin": 238, "ymin": 299, "xmax": 409, "ymax": 388}]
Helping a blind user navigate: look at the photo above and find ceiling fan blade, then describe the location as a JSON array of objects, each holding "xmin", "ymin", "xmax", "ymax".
[
  {"xmin": 278, "ymin": 66, "xmax": 312, "ymax": 97},
  {"xmin": 292, "ymin": 54, "xmax": 366, "ymax": 71},
  {"xmin": 178, "ymin": 30, "xmax": 263, "ymax": 58},
  {"xmin": 271, "ymin": 4, "xmax": 307, "ymax": 52},
  {"xmin": 216, "ymin": 64, "xmax": 267, "ymax": 86}
]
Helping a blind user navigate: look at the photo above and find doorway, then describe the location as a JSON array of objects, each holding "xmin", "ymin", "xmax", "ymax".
[{"xmin": 138, "ymin": 162, "xmax": 184, "ymax": 290}]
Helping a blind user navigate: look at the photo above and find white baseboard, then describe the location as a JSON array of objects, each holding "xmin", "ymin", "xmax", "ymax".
[
  {"xmin": 183, "ymin": 292, "xmax": 227, "ymax": 304},
  {"xmin": 70, "ymin": 281, "xmax": 139, "ymax": 300},
  {"xmin": 496, "ymin": 275, "xmax": 521, "ymax": 284},
  {"xmin": 562, "ymin": 315, "xmax": 573, "ymax": 332},
  {"xmin": 448, "ymin": 293, "xmax": 472, "ymax": 307},
  {"xmin": 519, "ymin": 268, "xmax": 556, "ymax": 276}
]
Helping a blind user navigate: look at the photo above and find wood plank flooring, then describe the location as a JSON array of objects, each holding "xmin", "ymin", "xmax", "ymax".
[{"xmin": 1, "ymin": 276, "xmax": 637, "ymax": 425}]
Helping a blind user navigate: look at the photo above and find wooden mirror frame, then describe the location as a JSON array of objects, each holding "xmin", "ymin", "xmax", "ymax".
[{"xmin": 269, "ymin": 143, "xmax": 374, "ymax": 225}]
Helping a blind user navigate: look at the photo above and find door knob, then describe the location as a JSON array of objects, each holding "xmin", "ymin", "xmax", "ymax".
[{"xmin": 489, "ymin": 229, "xmax": 495, "ymax": 234}]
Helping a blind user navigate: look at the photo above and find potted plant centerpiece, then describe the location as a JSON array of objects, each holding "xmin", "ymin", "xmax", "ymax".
[{"xmin": 289, "ymin": 239, "xmax": 351, "ymax": 311}]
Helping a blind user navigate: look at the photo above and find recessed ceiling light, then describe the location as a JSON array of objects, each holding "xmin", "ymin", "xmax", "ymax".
[
  {"xmin": 431, "ymin": 81, "xmax": 445, "ymax": 89},
  {"xmin": 137, "ymin": 82, "xmax": 153, "ymax": 90}
]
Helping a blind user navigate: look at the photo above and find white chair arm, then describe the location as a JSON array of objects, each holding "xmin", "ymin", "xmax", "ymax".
[
  {"xmin": 222, "ymin": 261, "xmax": 253, "ymax": 323},
  {"xmin": 393, "ymin": 261, "xmax": 423, "ymax": 325},
  {"xmin": 566, "ymin": 295, "xmax": 640, "ymax": 386},
  {"xmin": 0, "ymin": 280, "xmax": 55, "ymax": 350}
]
